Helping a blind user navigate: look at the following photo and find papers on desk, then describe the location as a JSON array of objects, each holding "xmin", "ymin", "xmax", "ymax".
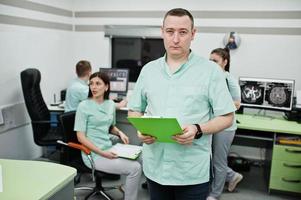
[
  {"xmin": 47, "ymin": 104, "xmax": 64, "ymax": 112},
  {"xmin": 109, "ymin": 143, "xmax": 142, "ymax": 160},
  {"xmin": 0, "ymin": 164, "xmax": 2, "ymax": 192}
]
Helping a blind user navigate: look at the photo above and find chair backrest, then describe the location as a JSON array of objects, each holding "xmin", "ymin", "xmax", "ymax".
[
  {"xmin": 60, "ymin": 111, "xmax": 78, "ymax": 144},
  {"xmin": 60, "ymin": 111, "xmax": 88, "ymax": 171},
  {"xmin": 20, "ymin": 68, "xmax": 51, "ymax": 145}
]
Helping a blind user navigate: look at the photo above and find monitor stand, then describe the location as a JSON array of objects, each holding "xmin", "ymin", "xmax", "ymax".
[{"xmin": 252, "ymin": 109, "xmax": 276, "ymax": 120}]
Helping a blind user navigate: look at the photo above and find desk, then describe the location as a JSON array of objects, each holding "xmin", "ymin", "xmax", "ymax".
[
  {"xmin": 236, "ymin": 114, "xmax": 301, "ymax": 194},
  {"xmin": 236, "ymin": 114, "xmax": 301, "ymax": 135},
  {"xmin": 48, "ymin": 105, "xmax": 65, "ymax": 112},
  {"xmin": 0, "ymin": 159, "xmax": 76, "ymax": 200}
]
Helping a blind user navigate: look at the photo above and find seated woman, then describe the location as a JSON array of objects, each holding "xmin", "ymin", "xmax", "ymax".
[{"xmin": 74, "ymin": 72, "xmax": 142, "ymax": 200}]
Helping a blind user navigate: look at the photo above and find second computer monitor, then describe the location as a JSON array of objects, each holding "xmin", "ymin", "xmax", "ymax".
[
  {"xmin": 239, "ymin": 77, "xmax": 295, "ymax": 111},
  {"xmin": 99, "ymin": 68, "xmax": 129, "ymax": 96}
]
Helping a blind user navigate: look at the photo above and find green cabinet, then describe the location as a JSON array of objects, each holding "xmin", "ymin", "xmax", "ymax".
[
  {"xmin": 270, "ymin": 144, "xmax": 301, "ymax": 193},
  {"xmin": 236, "ymin": 114, "xmax": 301, "ymax": 194}
]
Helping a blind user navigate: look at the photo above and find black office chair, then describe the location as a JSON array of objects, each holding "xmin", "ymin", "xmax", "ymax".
[
  {"xmin": 20, "ymin": 68, "xmax": 63, "ymax": 148},
  {"xmin": 58, "ymin": 111, "xmax": 123, "ymax": 200}
]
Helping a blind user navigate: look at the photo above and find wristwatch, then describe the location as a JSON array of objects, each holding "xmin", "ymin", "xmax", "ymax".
[{"xmin": 194, "ymin": 124, "xmax": 203, "ymax": 139}]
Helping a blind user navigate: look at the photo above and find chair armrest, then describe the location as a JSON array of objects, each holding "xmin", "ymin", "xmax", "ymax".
[
  {"xmin": 68, "ymin": 142, "xmax": 91, "ymax": 155},
  {"xmin": 57, "ymin": 140, "xmax": 91, "ymax": 155},
  {"xmin": 57, "ymin": 140, "xmax": 96, "ymax": 181}
]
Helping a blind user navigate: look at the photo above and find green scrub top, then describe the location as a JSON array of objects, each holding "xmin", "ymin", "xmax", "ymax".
[
  {"xmin": 65, "ymin": 78, "xmax": 89, "ymax": 112},
  {"xmin": 225, "ymin": 72, "xmax": 241, "ymax": 131},
  {"xmin": 128, "ymin": 52, "xmax": 236, "ymax": 185},
  {"xmin": 74, "ymin": 99, "xmax": 116, "ymax": 167}
]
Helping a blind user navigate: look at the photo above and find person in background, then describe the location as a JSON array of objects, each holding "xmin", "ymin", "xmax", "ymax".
[
  {"xmin": 207, "ymin": 48, "xmax": 243, "ymax": 200},
  {"xmin": 128, "ymin": 8, "xmax": 236, "ymax": 200},
  {"xmin": 65, "ymin": 60, "xmax": 92, "ymax": 112},
  {"xmin": 75, "ymin": 72, "xmax": 142, "ymax": 200},
  {"xmin": 65, "ymin": 60, "xmax": 127, "ymax": 112}
]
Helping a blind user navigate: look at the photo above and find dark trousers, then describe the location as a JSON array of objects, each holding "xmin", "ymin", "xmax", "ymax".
[{"xmin": 147, "ymin": 178, "xmax": 209, "ymax": 200}]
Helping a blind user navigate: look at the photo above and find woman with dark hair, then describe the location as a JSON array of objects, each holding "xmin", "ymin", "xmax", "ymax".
[
  {"xmin": 207, "ymin": 48, "xmax": 242, "ymax": 200},
  {"xmin": 74, "ymin": 72, "xmax": 142, "ymax": 200}
]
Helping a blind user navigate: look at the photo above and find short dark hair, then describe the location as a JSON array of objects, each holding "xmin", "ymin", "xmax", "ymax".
[
  {"xmin": 88, "ymin": 72, "xmax": 110, "ymax": 100},
  {"xmin": 210, "ymin": 48, "xmax": 231, "ymax": 72},
  {"xmin": 76, "ymin": 60, "xmax": 91, "ymax": 77},
  {"xmin": 163, "ymin": 8, "xmax": 194, "ymax": 30}
]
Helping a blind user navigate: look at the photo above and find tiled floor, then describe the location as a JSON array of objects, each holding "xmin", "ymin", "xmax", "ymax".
[
  {"xmin": 74, "ymin": 166, "xmax": 300, "ymax": 200},
  {"xmin": 36, "ymin": 150, "xmax": 299, "ymax": 200}
]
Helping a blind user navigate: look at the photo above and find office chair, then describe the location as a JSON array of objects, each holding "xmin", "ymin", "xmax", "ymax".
[
  {"xmin": 58, "ymin": 111, "xmax": 123, "ymax": 200},
  {"xmin": 20, "ymin": 68, "xmax": 63, "ymax": 148}
]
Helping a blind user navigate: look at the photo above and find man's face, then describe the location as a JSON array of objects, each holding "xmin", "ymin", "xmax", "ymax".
[{"xmin": 161, "ymin": 15, "xmax": 196, "ymax": 57}]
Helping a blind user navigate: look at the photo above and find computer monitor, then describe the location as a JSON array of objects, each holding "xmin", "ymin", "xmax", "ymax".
[
  {"xmin": 112, "ymin": 37, "xmax": 165, "ymax": 82},
  {"xmin": 99, "ymin": 68, "xmax": 129, "ymax": 96},
  {"xmin": 239, "ymin": 77, "xmax": 295, "ymax": 111}
]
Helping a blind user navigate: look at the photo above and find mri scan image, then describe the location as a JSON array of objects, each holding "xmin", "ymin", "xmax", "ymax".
[
  {"xmin": 239, "ymin": 77, "xmax": 294, "ymax": 111},
  {"xmin": 241, "ymin": 82, "xmax": 264, "ymax": 105},
  {"xmin": 265, "ymin": 83, "xmax": 291, "ymax": 107}
]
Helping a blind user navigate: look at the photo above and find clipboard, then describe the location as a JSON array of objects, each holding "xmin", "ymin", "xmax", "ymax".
[
  {"xmin": 127, "ymin": 117, "xmax": 183, "ymax": 143},
  {"xmin": 109, "ymin": 143, "xmax": 142, "ymax": 160}
]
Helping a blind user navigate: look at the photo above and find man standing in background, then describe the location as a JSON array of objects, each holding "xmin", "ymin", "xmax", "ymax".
[{"xmin": 128, "ymin": 8, "xmax": 235, "ymax": 200}]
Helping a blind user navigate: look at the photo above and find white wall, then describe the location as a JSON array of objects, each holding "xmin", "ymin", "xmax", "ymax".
[
  {"xmin": 73, "ymin": 32, "xmax": 111, "ymax": 71},
  {"xmin": 0, "ymin": 25, "xmax": 75, "ymax": 104},
  {"xmin": 72, "ymin": 0, "xmax": 301, "ymax": 90},
  {"xmin": 0, "ymin": 0, "xmax": 300, "ymax": 159},
  {"xmin": 0, "ymin": 25, "xmax": 75, "ymax": 159},
  {"xmin": 72, "ymin": 0, "xmax": 301, "ymax": 11},
  {"xmin": 192, "ymin": 33, "xmax": 301, "ymax": 90}
]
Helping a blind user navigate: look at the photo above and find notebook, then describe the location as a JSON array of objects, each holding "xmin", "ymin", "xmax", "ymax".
[
  {"xmin": 109, "ymin": 143, "xmax": 142, "ymax": 160},
  {"xmin": 127, "ymin": 117, "xmax": 183, "ymax": 143}
]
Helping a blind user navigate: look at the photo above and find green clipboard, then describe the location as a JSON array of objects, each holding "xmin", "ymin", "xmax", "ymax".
[{"xmin": 127, "ymin": 117, "xmax": 183, "ymax": 143}]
